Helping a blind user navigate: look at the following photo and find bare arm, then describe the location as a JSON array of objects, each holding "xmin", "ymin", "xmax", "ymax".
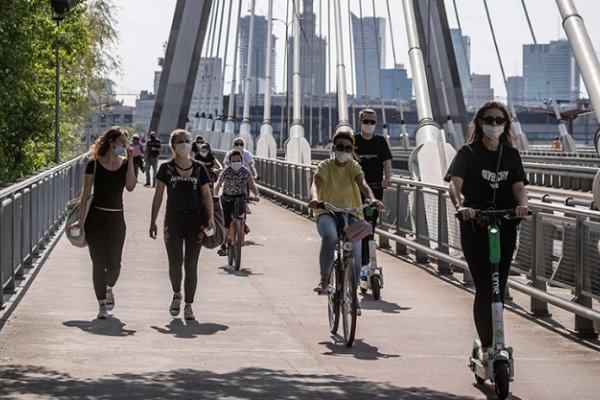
[
  {"xmin": 125, "ymin": 151, "xmax": 136, "ymax": 191},
  {"xmin": 449, "ymin": 176, "xmax": 476, "ymax": 220},
  {"xmin": 383, "ymin": 159, "xmax": 392, "ymax": 187},
  {"xmin": 149, "ymin": 181, "xmax": 165, "ymax": 239},
  {"xmin": 307, "ymin": 175, "xmax": 323, "ymax": 208},
  {"xmin": 248, "ymin": 176, "xmax": 260, "ymax": 199},
  {"xmin": 201, "ymin": 183, "xmax": 215, "ymax": 229},
  {"xmin": 248, "ymin": 162, "xmax": 258, "ymax": 179},
  {"xmin": 512, "ymin": 181, "xmax": 529, "ymax": 217}
]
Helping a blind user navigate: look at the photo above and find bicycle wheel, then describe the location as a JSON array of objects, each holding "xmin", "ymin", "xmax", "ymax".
[
  {"xmin": 341, "ymin": 258, "xmax": 358, "ymax": 347},
  {"xmin": 233, "ymin": 221, "xmax": 242, "ymax": 270},
  {"xmin": 328, "ymin": 260, "xmax": 341, "ymax": 334},
  {"xmin": 227, "ymin": 225, "xmax": 235, "ymax": 267}
]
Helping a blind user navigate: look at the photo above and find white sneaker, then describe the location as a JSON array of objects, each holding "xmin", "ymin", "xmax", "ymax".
[{"xmin": 97, "ymin": 304, "xmax": 108, "ymax": 320}]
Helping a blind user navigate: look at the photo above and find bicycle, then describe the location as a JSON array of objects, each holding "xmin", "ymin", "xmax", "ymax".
[
  {"xmin": 225, "ymin": 195, "xmax": 257, "ymax": 271},
  {"xmin": 457, "ymin": 208, "xmax": 530, "ymax": 400},
  {"xmin": 314, "ymin": 201, "xmax": 373, "ymax": 347}
]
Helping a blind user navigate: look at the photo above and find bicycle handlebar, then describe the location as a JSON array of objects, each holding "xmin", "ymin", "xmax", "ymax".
[
  {"xmin": 315, "ymin": 201, "xmax": 372, "ymax": 214},
  {"xmin": 455, "ymin": 208, "xmax": 532, "ymax": 222}
]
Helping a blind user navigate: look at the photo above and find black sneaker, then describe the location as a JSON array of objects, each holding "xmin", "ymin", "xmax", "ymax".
[
  {"xmin": 106, "ymin": 290, "xmax": 115, "ymax": 311},
  {"xmin": 143, "ymin": 183, "xmax": 151, "ymax": 187},
  {"xmin": 217, "ymin": 245, "xmax": 227, "ymax": 256},
  {"xmin": 97, "ymin": 304, "xmax": 108, "ymax": 320},
  {"xmin": 169, "ymin": 294, "xmax": 181, "ymax": 317},
  {"xmin": 183, "ymin": 305, "xmax": 195, "ymax": 320}
]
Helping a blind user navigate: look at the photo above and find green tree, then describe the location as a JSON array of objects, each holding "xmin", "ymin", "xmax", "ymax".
[{"xmin": 0, "ymin": 0, "xmax": 118, "ymax": 186}]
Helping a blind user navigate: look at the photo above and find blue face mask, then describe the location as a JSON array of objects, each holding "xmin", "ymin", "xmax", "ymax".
[
  {"xmin": 231, "ymin": 161, "xmax": 242, "ymax": 171},
  {"xmin": 113, "ymin": 144, "xmax": 126, "ymax": 157}
]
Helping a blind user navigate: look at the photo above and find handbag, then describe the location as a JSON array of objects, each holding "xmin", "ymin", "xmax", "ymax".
[
  {"xmin": 65, "ymin": 160, "xmax": 96, "ymax": 247},
  {"xmin": 202, "ymin": 195, "xmax": 226, "ymax": 249},
  {"xmin": 344, "ymin": 218, "xmax": 373, "ymax": 243}
]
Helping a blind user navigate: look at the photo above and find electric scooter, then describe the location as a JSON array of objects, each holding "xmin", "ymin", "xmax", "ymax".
[
  {"xmin": 359, "ymin": 200, "xmax": 384, "ymax": 300},
  {"xmin": 459, "ymin": 209, "xmax": 527, "ymax": 400}
]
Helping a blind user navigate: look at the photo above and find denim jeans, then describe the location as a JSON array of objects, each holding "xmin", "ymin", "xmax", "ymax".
[
  {"xmin": 145, "ymin": 156, "xmax": 159, "ymax": 185},
  {"xmin": 316, "ymin": 213, "xmax": 362, "ymax": 280}
]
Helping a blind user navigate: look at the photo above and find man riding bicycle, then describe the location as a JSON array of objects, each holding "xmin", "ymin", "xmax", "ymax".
[
  {"xmin": 308, "ymin": 129, "xmax": 384, "ymax": 315},
  {"xmin": 214, "ymin": 149, "xmax": 260, "ymax": 256}
]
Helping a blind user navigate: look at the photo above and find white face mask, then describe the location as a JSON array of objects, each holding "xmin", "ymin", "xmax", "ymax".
[
  {"xmin": 482, "ymin": 125, "xmax": 504, "ymax": 139},
  {"xmin": 362, "ymin": 124, "xmax": 375, "ymax": 134},
  {"xmin": 231, "ymin": 161, "xmax": 242, "ymax": 171},
  {"xmin": 334, "ymin": 151, "xmax": 353, "ymax": 163},
  {"xmin": 112, "ymin": 144, "xmax": 126, "ymax": 157},
  {"xmin": 175, "ymin": 142, "xmax": 191, "ymax": 157},
  {"xmin": 234, "ymin": 145, "xmax": 244, "ymax": 151},
  {"xmin": 199, "ymin": 151, "xmax": 209, "ymax": 158}
]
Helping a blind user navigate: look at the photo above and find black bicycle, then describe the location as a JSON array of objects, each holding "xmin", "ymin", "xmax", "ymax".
[
  {"xmin": 317, "ymin": 201, "xmax": 373, "ymax": 347},
  {"xmin": 225, "ymin": 195, "xmax": 256, "ymax": 270}
]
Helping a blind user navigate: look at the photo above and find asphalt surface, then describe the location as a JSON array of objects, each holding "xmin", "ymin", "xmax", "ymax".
[{"xmin": 1, "ymin": 181, "xmax": 600, "ymax": 399}]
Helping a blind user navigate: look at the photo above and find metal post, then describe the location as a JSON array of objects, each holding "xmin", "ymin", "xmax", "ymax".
[{"xmin": 54, "ymin": 19, "xmax": 61, "ymax": 164}]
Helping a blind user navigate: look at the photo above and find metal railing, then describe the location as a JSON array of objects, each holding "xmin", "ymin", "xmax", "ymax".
[
  {"xmin": 253, "ymin": 155, "xmax": 600, "ymax": 337},
  {"xmin": 0, "ymin": 155, "xmax": 87, "ymax": 307}
]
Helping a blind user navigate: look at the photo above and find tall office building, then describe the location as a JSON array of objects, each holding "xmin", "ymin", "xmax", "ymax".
[
  {"xmin": 450, "ymin": 28, "xmax": 471, "ymax": 102},
  {"xmin": 380, "ymin": 64, "xmax": 412, "ymax": 101},
  {"xmin": 134, "ymin": 90, "xmax": 156, "ymax": 134},
  {"xmin": 507, "ymin": 76, "xmax": 527, "ymax": 107},
  {"xmin": 351, "ymin": 13, "xmax": 385, "ymax": 100},
  {"xmin": 523, "ymin": 40, "xmax": 580, "ymax": 105},
  {"xmin": 189, "ymin": 57, "xmax": 222, "ymax": 120},
  {"xmin": 466, "ymin": 74, "xmax": 494, "ymax": 108},
  {"xmin": 286, "ymin": 0, "xmax": 327, "ymax": 95},
  {"xmin": 238, "ymin": 15, "xmax": 277, "ymax": 95}
]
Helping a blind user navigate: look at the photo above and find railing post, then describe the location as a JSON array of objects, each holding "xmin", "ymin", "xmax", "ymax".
[
  {"xmin": 394, "ymin": 183, "xmax": 408, "ymax": 256},
  {"xmin": 574, "ymin": 214, "xmax": 598, "ymax": 338},
  {"xmin": 530, "ymin": 211, "xmax": 552, "ymax": 317},
  {"xmin": 436, "ymin": 189, "xmax": 452, "ymax": 274},
  {"xmin": 413, "ymin": 186, "xmax": 429, "ymax": 263}
]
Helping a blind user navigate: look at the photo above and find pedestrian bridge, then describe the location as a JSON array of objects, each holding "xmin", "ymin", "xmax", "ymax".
[{"xmin": 1, "ymin": 156, "xmax": 600, "ymax": 399}]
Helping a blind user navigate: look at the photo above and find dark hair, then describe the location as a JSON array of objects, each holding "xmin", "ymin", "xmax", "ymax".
[
  {"xmin": 199, "ymin": 143, "xmax": 212, "ymax": 152},
  {"xmin": 359, "ymin": 108, "xmax": 376, "ymax": 121},
  {"xmin": 88, "ymin": 126, "xmax": 127, "ymax": 159},
  {"xmin": 228, "ymin": 149, "xmax": 242, "ymax": 161},
  {"xmin": 332, "ymin": 130, "xmax": 355, "ymax": 146},
  {"xmin": 467, "ymin": 101, "xmax": 514, "ymax": 146}
]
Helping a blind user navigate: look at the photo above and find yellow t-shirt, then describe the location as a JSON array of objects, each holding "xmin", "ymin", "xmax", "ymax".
[{"xmin": 314, "ymin": 159, "xmax": 364, "ymax": 219}]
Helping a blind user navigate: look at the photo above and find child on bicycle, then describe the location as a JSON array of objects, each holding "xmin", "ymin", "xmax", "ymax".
[
  {"xmin": 307, "ymin": 129, "xmax": 384, "ymax": 313},
  {"xmin": 214, "ymin": 149, "xmax": 260, "ymax": 256}
]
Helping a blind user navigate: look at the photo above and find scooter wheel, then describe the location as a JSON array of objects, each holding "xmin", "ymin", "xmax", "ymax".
[
  {"xmin": 360, "ymin": 287, "xmax": 367, "ymax": 294},
  {"xmin": 494, "ymin": 360, "xmax": 510, "ymax": 399},
  {"xmin": 371, "ymin": 275, "xmax": 381, "ymax": 300}
]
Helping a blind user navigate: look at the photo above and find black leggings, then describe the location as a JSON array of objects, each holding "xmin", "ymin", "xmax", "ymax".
[
  {"xmin": 361, "ymin": 188, "xmax": 383, "ymax": 266},
  {"xmin": 460, "ymin": 220, "xmax": 517, "ymax": 347},
  {"xmin": 85, "ymin": 208, "xmax": 126, "ymax": 301},
  {"xmin": 164, "ymin": 211, "xmax": 204, "ymax": 304}
]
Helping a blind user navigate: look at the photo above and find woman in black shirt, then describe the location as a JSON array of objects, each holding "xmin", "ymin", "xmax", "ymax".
[
  {"xmin": 149, "ymin": 129, "xmax": 215, "ymax": 321},
  {"xmin": 445, "ymin": 101, "xmax": 529, "ymax": 363},
  {"xmin": 70, "ymin": 126, "xmax": 136, "ymax": 320}
]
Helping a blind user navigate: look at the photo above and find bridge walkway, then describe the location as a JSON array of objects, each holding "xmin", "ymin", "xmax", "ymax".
[{"xmin": 1, "ymin": 184, "xmax": 600, "ymax": 399}]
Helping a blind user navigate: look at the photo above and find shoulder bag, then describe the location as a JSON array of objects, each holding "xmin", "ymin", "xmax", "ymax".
[{"xmin": 65, "ymin": 160, "xmax": 96, "ymax": 247}]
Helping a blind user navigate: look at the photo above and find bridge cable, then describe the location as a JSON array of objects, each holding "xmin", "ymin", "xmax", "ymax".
[
  {"xmin": 217, "ymin": 0, "xmax": 234, "ymax": 121},
  {"xmin": 520, "ymin": 0, "xmax": 570, "ymax": 134},
  {"xmin": 347, "ymin": 0, "xmax": 357, "ymax": 131},
  {"xmin": 451, "ymin": 0, "xmax": 479, "ymax": 108},
  {"xmin": 318, "ymin": 0, "xmax": 324, "ymax": 146},
  {"xmin": 207, "ymin": 0, "xmax": 227, "ymax": 121},
  {"xmin": 385, "ymin": 0, "xmax": 409, "ymax": 146},
  {"xmin": 358, "ymin": 1, "xmax": 370, "ymax": 106},
  {"xmin": 371, "ymin": 0, "xmax": 389, "ymax": 139},
  {"xmin": 202, "ymin": 0, "xmax": 221, "ymax": 120},
  {"xmin": 193, "ymin": 0, "xmax": 218, "ymax": 128},
  {"xmin": 226, "ymin": 0, "xmax": 243, "ymax": 124},
  {"xmin": 327, "ymin": 0, "xmax": 333, "ymax": 140},
  {"xmin": 427, "ymin": 0, "xmax": 456, "ymax": 144},
  {"xmin": 279, "ymin": 0, "xmax": 291, "ymax": 148}
]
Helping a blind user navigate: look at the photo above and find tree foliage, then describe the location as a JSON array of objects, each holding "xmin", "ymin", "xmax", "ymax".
[{"xmin": 0, "ymin": 0, "xmax": 118, "ymax": 186}]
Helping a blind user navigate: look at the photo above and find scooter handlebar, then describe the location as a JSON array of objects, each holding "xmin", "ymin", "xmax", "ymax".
[{"xmin": 455, "ymin": 208, "xmax": 532, "ymax": 222}]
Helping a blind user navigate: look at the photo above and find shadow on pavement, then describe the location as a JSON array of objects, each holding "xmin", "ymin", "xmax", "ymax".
[
  {"xmin": 150, "ymin": 319, "xmax": 228, "ymax": 338},
  {"xmin": 0, "ymin": 365, "xmax": 479, "ymax": 400},
  {"xmin": 319, "ymin": 339, "xmax": 401, "ymax": 361},
  {"xmin": 218, "ymin": 266, "xmax": 262, "ymax": 276},
  {"xmin": 62, "ymin": 318, "xmax": 136, "ymax": 337},
  {"xmin": 359, "ymin": 296, "xmax": 412, "ymax": 314}
]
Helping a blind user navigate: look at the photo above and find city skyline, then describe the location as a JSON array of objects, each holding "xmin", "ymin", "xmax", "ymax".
[{"xmin": 111, "ymin": 0, "xmax": 600, "ymax": 106}]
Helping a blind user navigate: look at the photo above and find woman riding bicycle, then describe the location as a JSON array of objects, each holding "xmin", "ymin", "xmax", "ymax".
[
  {"xmin": 214, "ymin": 149, "xmax": 259, "ymax": 256},
  {"xmin": 444, "ymin": 101, "xmax": 528, "ymax": 363},
  {"xmin": 308, "ymin": 129, "xmax": 384, "ymax": 310}
]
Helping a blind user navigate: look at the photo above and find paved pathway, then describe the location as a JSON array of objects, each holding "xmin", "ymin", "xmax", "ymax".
[{"xmin": 1, "ymin": 183, "xmax": 600, "ymax": 399}]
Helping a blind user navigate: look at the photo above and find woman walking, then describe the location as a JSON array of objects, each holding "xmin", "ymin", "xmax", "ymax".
[
  {"xmin": 149, "ymin": 129, "xmax": 215, "ymax": 321},
  {"xmin": 69, "ymin": 126, "xmax": 136, "ymax": 319}
]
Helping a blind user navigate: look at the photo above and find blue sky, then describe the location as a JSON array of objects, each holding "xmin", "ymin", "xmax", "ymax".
[{"xmin": 110, "ymin": 0, "xmax": 600, "ymax": 105}]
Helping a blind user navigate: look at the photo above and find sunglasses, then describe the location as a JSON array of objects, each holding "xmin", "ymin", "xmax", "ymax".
[
  {"xmin": 482, "ymin": 116, "xmax": 506, "ymax": 125},
  {"xmin": 361, "ymin": 120, "xmax": 376, "ymax": 125},
  {"xmin": 234, "ymin": 142, "xmax": 244, "ymax": 146},
  {"xmin": 334, "ymin": 144, "xmax": 354, "ymax": 153}
]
